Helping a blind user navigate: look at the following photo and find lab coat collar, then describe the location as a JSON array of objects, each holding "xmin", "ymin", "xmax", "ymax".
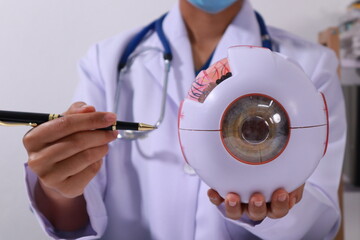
[
  {"xmin": 143, "ymin": 0, "xmax": 262, "ymax": 107},
  {"xmin": 143, "ymin": 3, "xmax": 194, "ymax": 107}
]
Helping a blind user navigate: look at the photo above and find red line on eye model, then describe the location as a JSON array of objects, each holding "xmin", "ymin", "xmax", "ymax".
[
  {"xmin": 290, "ymin": 124, "xmax": 327, "ymax": 129},
  {"xmin": 320, "ymin": 92, "xmax": 330, "ymax": 156},
  {"xmin": 179, "ymin": 128, "xmax": 221, "ymax": 132}
]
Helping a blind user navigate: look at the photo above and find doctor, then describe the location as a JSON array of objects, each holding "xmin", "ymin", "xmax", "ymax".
[{"xmin": 23, "ymin": 0, "xmax": 346, "ymax": 239}]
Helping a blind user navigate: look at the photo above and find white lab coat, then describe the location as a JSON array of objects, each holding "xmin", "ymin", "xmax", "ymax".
[{"xmin": 26, "ymin": 1, "xmax": 347, "ymax": 239}]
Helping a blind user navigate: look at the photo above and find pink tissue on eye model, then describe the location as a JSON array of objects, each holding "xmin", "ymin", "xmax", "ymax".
[{"xmin": 187, "ymin": 58, "xmax": 232, "ymax": 103}]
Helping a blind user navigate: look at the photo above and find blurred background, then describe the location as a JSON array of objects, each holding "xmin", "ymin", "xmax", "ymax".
[{"xmin": 0, "ymin": 0, "xmax": 357, "ymax": 239}]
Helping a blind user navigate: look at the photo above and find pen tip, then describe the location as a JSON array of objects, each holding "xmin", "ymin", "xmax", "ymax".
[{"xmin": 138, "ymin": 123, "xmax": 157, "ymax": 131}]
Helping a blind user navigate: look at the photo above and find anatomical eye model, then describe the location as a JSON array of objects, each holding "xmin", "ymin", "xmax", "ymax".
[{"xmin": 178, "ymin": 46, "xmax": 329, "ymax": 202}]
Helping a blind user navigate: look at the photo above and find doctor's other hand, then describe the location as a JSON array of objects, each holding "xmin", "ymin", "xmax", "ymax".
[
  {"xmin": 23, "ymin": 102, "xmax": 118, "ymax": 199},
  {"xmin": 207, "ymin": 184, "xmax": 305, "ymax": 221}
]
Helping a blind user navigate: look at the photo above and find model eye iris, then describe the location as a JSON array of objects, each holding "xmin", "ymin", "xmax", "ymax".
[
  {"xmin": 241, "ymin": 116, "xmax": 270, "ymax": 144},
  {"xmin": 221, "ymin": 94, "xmax": 290, "ymax": 165}
]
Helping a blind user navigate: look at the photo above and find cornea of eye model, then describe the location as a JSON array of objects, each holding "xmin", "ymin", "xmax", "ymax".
[{"xmin": 178, "ymin": 46, "xmax": 329, "ymax": 203}]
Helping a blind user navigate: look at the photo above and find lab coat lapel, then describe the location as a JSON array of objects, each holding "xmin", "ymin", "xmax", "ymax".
[{"xmin": 143, "ymin": 5, "xmax": 195, "ymax": 108}]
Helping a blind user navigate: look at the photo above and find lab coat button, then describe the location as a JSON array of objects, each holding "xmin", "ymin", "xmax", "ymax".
[{"xmin": 183, "ymin": 163, "xmax": 197, "ymax": 175}]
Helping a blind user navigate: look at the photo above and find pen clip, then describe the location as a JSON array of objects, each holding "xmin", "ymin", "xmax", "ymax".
[{"xmin": 0, "ymin": 121, "xmax": 37, "ymax": 127}]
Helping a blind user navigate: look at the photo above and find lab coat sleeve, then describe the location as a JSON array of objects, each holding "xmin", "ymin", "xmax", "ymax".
[
  {"xmin": 217, "ymin": 48, "xmax": 346, "ymax": 240},
  {"xmin": 24, "ymin": 164, "xmax": 99, "ymax": 239},
  {"xmin": 24, "ymin": 44, "xmax": 109, "ymax": 239}
]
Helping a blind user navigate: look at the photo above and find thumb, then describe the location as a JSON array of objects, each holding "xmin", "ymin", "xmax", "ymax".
[{"xmin": 62, "ymin": 102, "xmax": 96, "ymax": 116}]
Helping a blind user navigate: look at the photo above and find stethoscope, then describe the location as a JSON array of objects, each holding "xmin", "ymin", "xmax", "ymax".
[{"xmin": 115, "ymin": 11, "xmax": 274, "ymax": 140}]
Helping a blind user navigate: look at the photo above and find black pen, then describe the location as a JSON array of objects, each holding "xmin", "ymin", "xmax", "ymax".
[{"xmin": 0, "ymin": 110, "xmax": 156, "ymax": 131}]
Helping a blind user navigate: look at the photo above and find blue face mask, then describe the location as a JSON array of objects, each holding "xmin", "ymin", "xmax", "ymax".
[{"xmin": 187, "ymin": 0, "xmax": 238, "ymax": 14}]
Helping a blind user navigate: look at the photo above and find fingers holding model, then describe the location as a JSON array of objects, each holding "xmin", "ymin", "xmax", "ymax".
[
  {"xmin": 207, "ymin": 184, "xmax": 305, "ymax": 222},
  {"xmin": 23, "ymin": 102, "xmax": 118, "ymax": 199}
]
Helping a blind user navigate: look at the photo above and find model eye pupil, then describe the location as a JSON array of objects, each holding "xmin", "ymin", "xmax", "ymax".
[{"xmin": 241, "ymin": 116, "xmax": 269, "ymax": 144}]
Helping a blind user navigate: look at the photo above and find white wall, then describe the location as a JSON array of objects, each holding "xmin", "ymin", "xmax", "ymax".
[
  {"xmin": 251, "ymin": 0, "xmax": 353, "ymax": 42},
  {"xmin": 0, "ymin": 0, "xmax": 353, "ymax": 239}
]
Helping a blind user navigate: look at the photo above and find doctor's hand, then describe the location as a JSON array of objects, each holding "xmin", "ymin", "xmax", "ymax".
[
  {"xmin": 23, "ymin": 102, "xmax": 118, "ymax": 231},
  {"xmin": 207, "ymin": 184, "xmax": 305, "ymax": 221},
  {"xmin": 23, "ymin": 102, "xmax": 118, "ymax": 199}
]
